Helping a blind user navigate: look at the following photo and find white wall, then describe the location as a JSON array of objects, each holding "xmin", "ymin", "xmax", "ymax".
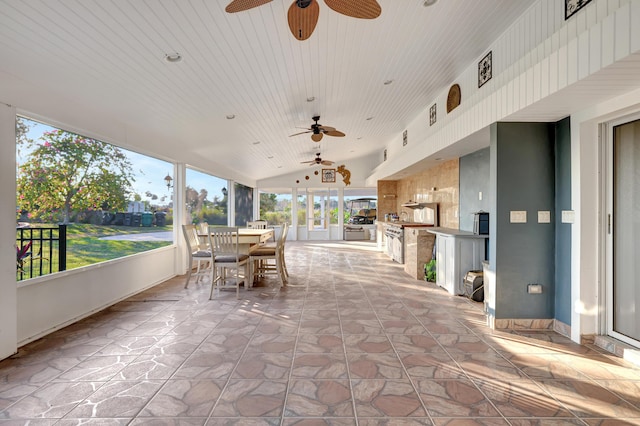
[
  {"xmin": 0, "ymin": 104, "xmax": 17, "ymax": 359},
  {"xmin": 367, "ymin": 0, "xmax": 639, "ymax": 184},
  {"xmin": 17, "ymin": 246, "xmax": 176, "ymax": 345}
]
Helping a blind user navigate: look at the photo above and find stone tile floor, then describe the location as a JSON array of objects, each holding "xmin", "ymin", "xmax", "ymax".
[{"xmin": 1, "ymin": 241, "xmax": 639, "ymax": 425}]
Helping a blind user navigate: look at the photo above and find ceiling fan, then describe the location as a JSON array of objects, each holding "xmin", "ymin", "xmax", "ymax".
[
  {"xmin": 225, "ymin": 0, "xmax": 382, "ymax": 41},
  {"xmin": 289, "ymin": 115, "xmax": 345, "ymax": 142},
  {"xmin": 301, "ymin": 152, "xmax": 334, "ymax": 166}
]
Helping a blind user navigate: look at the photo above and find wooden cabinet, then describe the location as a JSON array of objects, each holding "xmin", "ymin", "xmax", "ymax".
[{"xmin": 429, "ymin": 228, "xmax": 488, "ymax": 295}]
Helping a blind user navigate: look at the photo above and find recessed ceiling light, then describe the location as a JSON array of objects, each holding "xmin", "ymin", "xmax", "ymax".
[
  {"xmin": 366, "ymin": 117, "xmax": 374, "ymax": 121},
  {"xmin": 383, "ymin": 79, "xmax": 394, "ymax": 85},
  {"xmin": 164, "ymin": 53, "xmax": 182, "ymax": 63},
  {"xmin": 277, "ymin": 165, "xmax": 283, "ymax": 168},
  {"xmin": 226, "ymin": 114, "xmax": 235, "ymax": 119},
  {"xmin": 357, "ymin": 137, "xmax": 363, "ymax": 140},
  {"xmin": 423, "ymin": 0, "xmax": 438, "ymax": 7},
  {"xmin": 252, "ymin": 141, "xmax": 261, "ymax": 145},
  {"xmin": 267, "ymin": 156, "xmax": 274, "ymax": 159},
  {"xmin": 435, "ymin": 157, "xmax": 443, "ymax": 161},
  {"xmin": 307, "ymin": 96, "xmax": 315, "ymax": 102}
]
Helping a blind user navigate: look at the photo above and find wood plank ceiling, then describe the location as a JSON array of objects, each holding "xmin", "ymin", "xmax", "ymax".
[{"xmin": 0, "ymin": 0, "xmax": 533, "ymax": 182}]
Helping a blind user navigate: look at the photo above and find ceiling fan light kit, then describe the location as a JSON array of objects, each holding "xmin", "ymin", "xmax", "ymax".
[
  {"xmin": 289, "ymin": 115, "xmax": 345, "ymax": 142},
  {"xmin": 226, "ymin": 0, "xmax": 381, "ymax": 40},
  {"xmin": 301, "ymin": 152, "xmax": 334, "ymax": 166}
]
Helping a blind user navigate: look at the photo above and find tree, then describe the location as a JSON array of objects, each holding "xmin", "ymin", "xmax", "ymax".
[
  {"xmin": 16, "ymin": 117, "xmax": 31, "ymax": 146},
  {"xmin": 259, "ymin": 193, "xmax": 277, "ymax": 219},
  {"xmin": 185, "ymin": 186, "xmax": 209, "ymax": 213},
  {"xmin": 17, "ymin": 129, "xmax": 135, "ymax": 224}
]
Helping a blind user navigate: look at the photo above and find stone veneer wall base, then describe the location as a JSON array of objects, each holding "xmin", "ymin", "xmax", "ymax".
[
  {"xmin": 489, "ymin": 318, "xmax": 571, "ymax": 337},
  {"xmin": 592, "ymin": 335, "xmax": 640, "ymax": 369},
  {"xmin": 488, "ymin": 318, "xmax": 640, "ymax": 367}
]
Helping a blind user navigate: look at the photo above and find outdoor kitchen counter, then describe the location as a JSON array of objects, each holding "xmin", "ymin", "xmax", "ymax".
[
  {"xmin": 427, "ymin": 227, "xmax": 488, "ymax": 295},
  {"xmin": 376, "ymin": 221, "xmax": 434, "ymax": 252},
  {"xmin": 379, "ymin": 221, "xmax": 433, "ymax": 228},
  {"xmin": 403, "ymin": 226, "xmax": 436, "ymax": 280}
]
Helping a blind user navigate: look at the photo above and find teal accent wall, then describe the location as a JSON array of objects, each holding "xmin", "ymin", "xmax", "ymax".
[
  {"xmin": 490, "ymin": 122, "xmax": 556, "ymax": 319},
  {"xmin": 554, "ymin": 117, "xmax": 572, "ymax": 325},
  {"xmin": 459, "ymin": 147, "xmax": 491, "ymax": 233}
]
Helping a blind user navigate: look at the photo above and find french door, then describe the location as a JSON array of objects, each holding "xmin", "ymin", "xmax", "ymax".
[
  {"xmin": 306, "ymin": 188, "xmax": 330, "ymax": 240},
  {"xmin": 606, "ymin": 116, "xmax": 640, "ymax": 348}
]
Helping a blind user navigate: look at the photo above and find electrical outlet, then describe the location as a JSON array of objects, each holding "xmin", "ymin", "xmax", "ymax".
[{"xmin": 527, "ymin": 284, "xmax": 543, "ymax": 294}]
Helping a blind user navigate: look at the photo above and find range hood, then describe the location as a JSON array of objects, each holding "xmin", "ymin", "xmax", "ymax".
[{"xmin": 401, "ymin": 200, "xmax": 421, "ymax": 208}]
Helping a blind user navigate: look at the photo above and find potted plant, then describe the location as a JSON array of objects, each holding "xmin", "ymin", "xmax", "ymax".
[{"xmin": 424, "ymin": 259, "xmax": 436, "ymax": 282}]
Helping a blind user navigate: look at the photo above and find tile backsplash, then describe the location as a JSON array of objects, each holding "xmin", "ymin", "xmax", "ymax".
[{"xmin": 377, "ymin": 159, "xmax": 459, "ymax": 229}]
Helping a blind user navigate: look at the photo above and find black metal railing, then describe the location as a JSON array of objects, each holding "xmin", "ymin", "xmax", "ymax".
[{"xmin": 16, "ymin": 225, "xmax": 67, "ymax": 281}]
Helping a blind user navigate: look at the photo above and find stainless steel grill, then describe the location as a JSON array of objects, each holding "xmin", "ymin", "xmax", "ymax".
[{"xmin": 384, "ymin": 225, "xmax": 404, "ymax": 263}]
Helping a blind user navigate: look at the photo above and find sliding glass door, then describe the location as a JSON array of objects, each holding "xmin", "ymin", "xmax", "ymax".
[{"xmin": 608, "ymin": 118, "xmax": 640, "ymax": 347}]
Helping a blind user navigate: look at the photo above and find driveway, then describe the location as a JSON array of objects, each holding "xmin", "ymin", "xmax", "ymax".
[{"xmin": 100, "ymin": 231, "xmax": 173, "ymax": 242}]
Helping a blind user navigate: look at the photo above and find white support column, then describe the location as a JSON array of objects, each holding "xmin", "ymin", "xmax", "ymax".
[
  {"xmin": 0, "ymin": 103, "xmax": 17, "ymax": 360},
  {"xmin": 292, "ymin": 188, "xmax": 298, "ymax": 241},
  {"xmin": 338, "ymin": 187, "xmax": 344, "ymax": 240},
  {"xmin": 174, "ymin": 163, "xmax": 188, "ymax": 275},
  {"xmin": 253, "ymin": 187, "xmax": 260, "ymax": 221},
  {"xmin": 227, "ymin": 181, "xmax": 234, "ymax": 226}
]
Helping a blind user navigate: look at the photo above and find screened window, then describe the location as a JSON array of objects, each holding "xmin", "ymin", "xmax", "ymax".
[
  {"xmin": 185, "ymin": 168, "xmax": 228, "ymax": 226},
  {"xmin": 16, "ymin": 116, "xmax": 173, "ymax": 280},
  {"xmin": 329, "ymin": 188, "xmax": 339, "ymax": 225},
  {"xmin": 296, "ymin": 192, "xmax": 307, "ymax": 227},
  {"xmin": 234, "ymin": 183, "xmax": 253, "ymax": 226},
  {"xmin": 259, "ymin": 189, "xmax": 292, "ymax": 225}
]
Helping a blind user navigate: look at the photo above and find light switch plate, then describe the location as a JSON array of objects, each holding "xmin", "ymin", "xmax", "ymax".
[
  {"xmin": 561, "ymin": 210, "xmax": 575, "ymax": 223},
  {"xmin": 510, "ymin": 211, "xmax": 527, "ymax": 223},
  {"xmin": 538, "ymin": 211, "xmax": 551, "ymax": 223}
]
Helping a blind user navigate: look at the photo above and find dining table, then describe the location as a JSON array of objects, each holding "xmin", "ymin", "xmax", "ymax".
[
  {"xmin": 237, "ymin": 227, "xmax": 274, "ymax": 253},
  {"xmin": 197, "ymin": 227, "xmax": 275, "ymax": 288},
  {"xmin": 199, "ymin": 227, "xmax": 274, "ymax": 254}
]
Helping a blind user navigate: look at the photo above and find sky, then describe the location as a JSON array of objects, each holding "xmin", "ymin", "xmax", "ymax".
[{"xmin": 18, "ymin": 117, "xmax": 227, "ymax": 207}]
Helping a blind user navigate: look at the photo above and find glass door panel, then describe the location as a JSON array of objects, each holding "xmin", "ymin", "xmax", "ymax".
[
  {"xmin": 611, "ymin": 119, "xmax": 640, "ymax": 346},
  {"xmin": 307, "ymin": 188, "xmax": 330, "ymax": 240}
]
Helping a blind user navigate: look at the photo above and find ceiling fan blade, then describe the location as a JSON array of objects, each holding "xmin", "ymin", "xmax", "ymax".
[
  {"xmin": 311, "ymin": 132, "xmax": 323, "ymax": 142},
  {"xmin": 324, "ymin": 0, "xmax": 381, "ymax": 19},
  {"xmin": 321, "ymin": 160, "xmax": 334, "ymax": 165},
  {"xmin": 289, "ymin": 130, "xmax": 312, "ymax": 137},
  {"xmin": 324, "ymin": 130, "xmax": 345, "ymax": 137},
  {"xmin": 288, "ymin": 0, "xmax": 320, "ymax": 41},
  {"xmin": 317, "ymin": 125, "xmax": 336, "ymax": 132},
  {"xmin": 225, "ymin": 0, "xmax": 272, "ymax": 13},
  {"xmin": 300, "ymin": 160, "xmax": 315, "ymax": 164}
]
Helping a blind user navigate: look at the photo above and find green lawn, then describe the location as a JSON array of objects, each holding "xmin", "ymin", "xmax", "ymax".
[{"xmin": 18, "ymin": 223, "xmax": 173, "ymax": 279}]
